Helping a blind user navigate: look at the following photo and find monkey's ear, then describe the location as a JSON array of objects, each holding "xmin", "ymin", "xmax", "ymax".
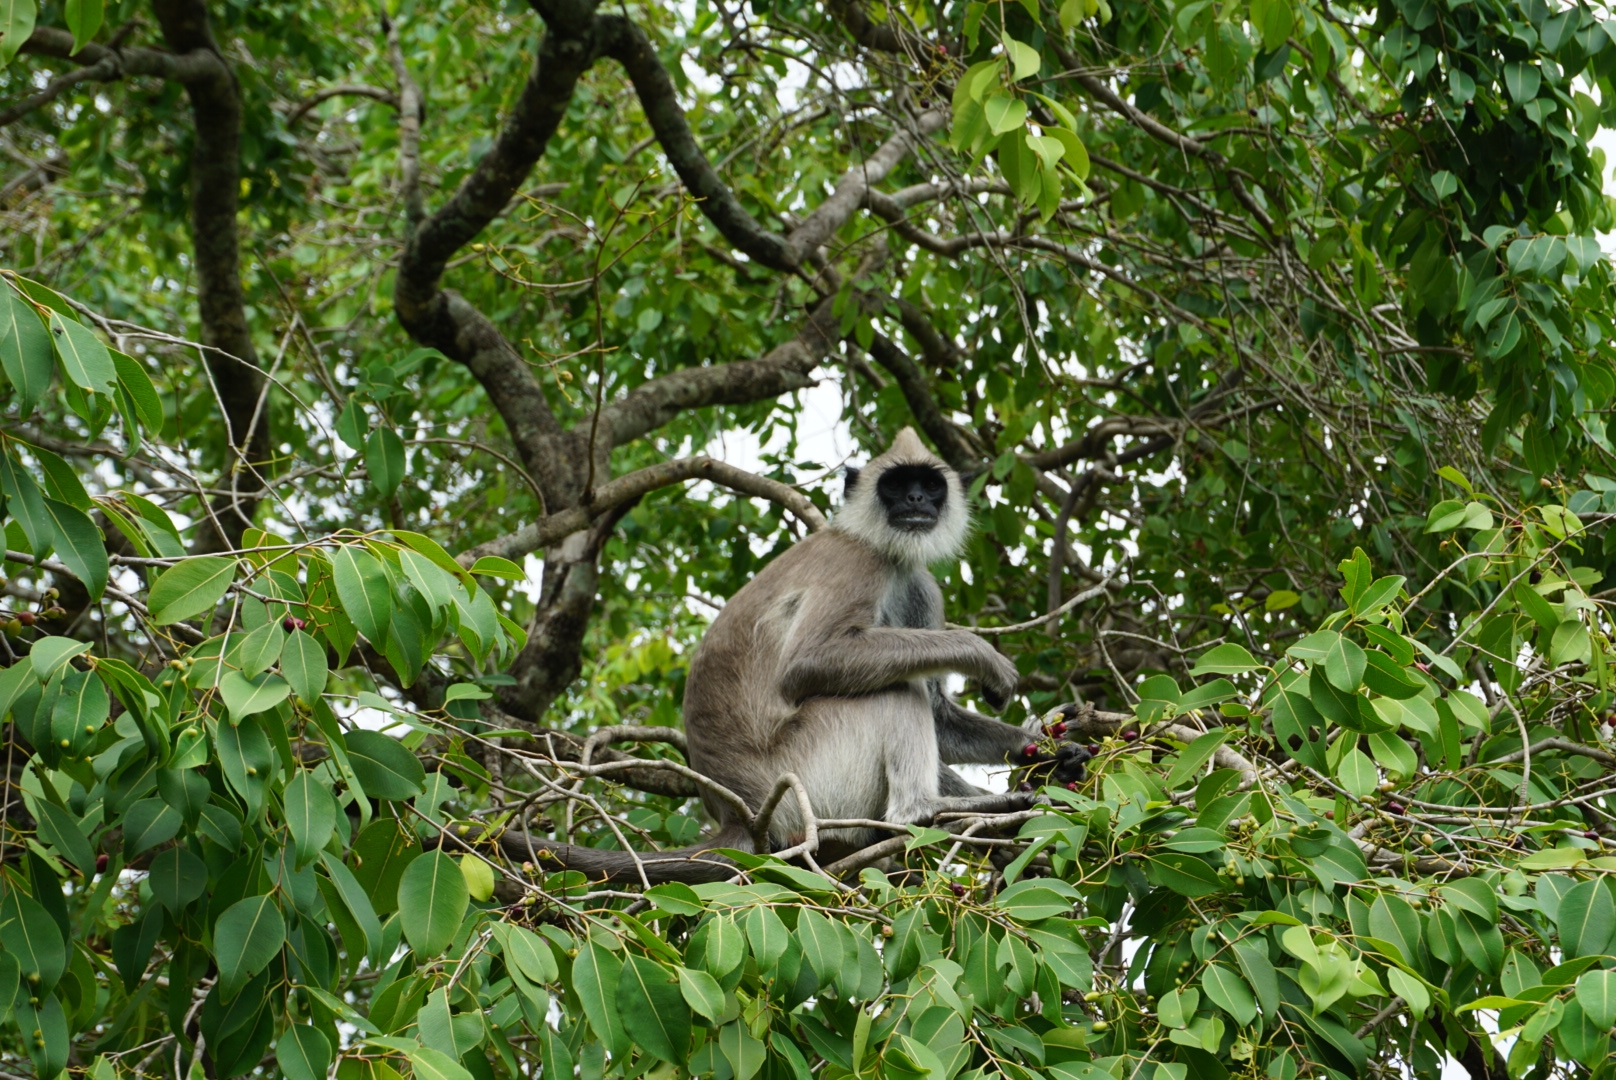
[{"xmin": 843, "ymin": 466, "xmax": 862, "ymax": 496}]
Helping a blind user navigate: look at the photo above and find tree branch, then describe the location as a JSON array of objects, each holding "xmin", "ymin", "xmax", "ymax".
[
  {"xmin": 20, "ymin": 26, "xmax": 221, "ymax": 81},
  {"xmin": 284, "ymin": 84, "xmax": 399, "ymax": 127},
  {"xmin": 151, "ymin": 0, "xmax": 270, "ymax": 552},
  {"xmin": 460, "ymin": 455, "xmax": 827, "ymax": 564}
]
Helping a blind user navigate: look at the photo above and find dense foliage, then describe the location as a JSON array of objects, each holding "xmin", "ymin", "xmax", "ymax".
[{"xmin": 2, "ymin": 1, "xmax": 1616, "ymax": 1080}]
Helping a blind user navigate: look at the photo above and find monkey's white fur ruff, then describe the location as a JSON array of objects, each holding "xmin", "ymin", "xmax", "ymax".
[{"xmin": 832, "ymin": 427, "xmax": 969, "ymax": 567}]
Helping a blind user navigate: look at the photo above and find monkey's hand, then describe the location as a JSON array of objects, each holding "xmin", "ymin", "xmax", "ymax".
[
  {"xmin": 1015, "ymin": 704, "xmax": 1094, "ymax": 786},
  {"xmin": 1014, "ymin": 742, "xmax": 1092, "ymax": 786},
  {"xmin": 976, "ymin": 649, "xmax": 1020, "ymax": 710}
]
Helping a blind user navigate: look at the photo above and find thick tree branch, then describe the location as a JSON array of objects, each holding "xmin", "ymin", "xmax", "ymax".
[
  {"xmin": 20, "ymin": 26, "xmax": 220, "ymax": 81},
  {"xmin": 461, "ymin": 455, "xmax": 827, "ymax": 565},
  {"xmin": 151, "ymin": 0, "xmax": 270, "ymax": 552},
  {"xmin": 599, "ymin": 297, "xmax": 840, "ymax": 446},
  {"xmin": 601, "ymin": 17, "xmax": 797, "ymax": 272}
]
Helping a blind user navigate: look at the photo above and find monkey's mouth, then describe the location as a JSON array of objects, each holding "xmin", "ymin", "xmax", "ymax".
[{"xmin": 891, "ymin": 512, "xmax": 937, "ymax": 531}]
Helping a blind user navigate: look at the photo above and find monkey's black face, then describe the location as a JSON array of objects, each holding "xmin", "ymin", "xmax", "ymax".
[{"xmin": 877, "ymin": 465, "xmax": 949, "ymax": 532}]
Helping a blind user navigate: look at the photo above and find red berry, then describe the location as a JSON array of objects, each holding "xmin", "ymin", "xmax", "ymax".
[
  {"xmin": 1018, "ymin": 781, "xmax": 1034, "ymax": 793},
  {"xmin": 1415, "ymin": 662, "xmax": 1429, "ymax": 672},
  {"xmin": 94, "ymin": 853, "xmax": 108, "ymax": 875},
  {"xmin": 1023, "ymin": 743, "xmax": 1040, "ymax": 758},
  {"xmin": 16, "ymin": 611, "xmax": 35, "ymax": 626},
  {"xmin": 1065, "ymin": 782, "xmax": 1079, "ymax": 791},
  {"xmin": 950, "ymin": 883, "xmax": 965, "ymax": 897},
  {"xmin": 1121, "ymin": 730, "xmax": 1139, "ymax": 742},
  {"xmin": 1585, "ymin": 830, "xmax": 1600, "ymax": 841},
  {"xmin": 283, "ymin": 616, "xmax": 298, "ymax": 631},
  {"xmin": 1385, "ymin": 801, "xmax": 1405, "ymax": 815},
  {"xmin": 1048, "ymin": 721, "xmax": 1068, "ymax": 737}
]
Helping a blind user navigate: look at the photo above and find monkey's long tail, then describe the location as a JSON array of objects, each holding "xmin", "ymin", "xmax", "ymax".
[{"xmin": 493, "ymin": 824, "xmax": 753, "ymax": 885}]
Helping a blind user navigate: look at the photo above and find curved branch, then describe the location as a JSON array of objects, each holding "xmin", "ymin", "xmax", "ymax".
[
  {"xmin": 459, "ymin": 455, "xmax": 827, "ymax": 564},
  {"xmin": 20, "ymin": 26, "xmax": 219, "ymax": 81},
  {"xmin": 284, "ymin": 84, "xmax": 399, "ymax": 127}
]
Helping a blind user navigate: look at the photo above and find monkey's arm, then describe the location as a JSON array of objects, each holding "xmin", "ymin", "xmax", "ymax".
[
  {"xmin": 779, "ymin": 626, "xmax": 1017, "ymax": 704},
  {"xmin": 931, "ymin": 692, "xmax": 1039, "ymax": 764}
]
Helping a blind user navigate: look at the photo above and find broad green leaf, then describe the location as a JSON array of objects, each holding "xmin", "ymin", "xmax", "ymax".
[
  {"xmin": 574, "ymin": 940, "xmax": 629, "ymax": 1055},
  {"xmin": 1004, "ymin": 35, "xmax": 1040, "ymax": 81},
  {"xmin": 366, "ymin": 426, "xmax": 406, "ymax": 498},
  {"xmin": 720, "ymin": 1021, "xmax": 767, "ymax": 1080},
  {"xmin": 617, "ymin": 954, "xmax": 691, "ymax": 1062},
  {"xmin": 1575, "ymin": 969, "xmax": 1616, "ymax": 1033},
  {"xmin": 111, "ymin": 350, "xmax": 164, "ymax": 431},
  {"xmin": 678, "ymin": 965, "xmax": 726, "ymax": 1021},
  {"xmin": 32, "ymin": 799, "xmax": 95, "ymax": 875},
  {"xmin": 276, "ymin": 1025, "xmax": 333, "ymax": 1080},
  {"xmin": 1556, "ymin": 880, "xmax": 1615, "ymax": 958},
  {"xmin": 1166, "ymin": 729, "xmax": 1228, "ymax": 789},
  {"xmin": 64, "ymin": 0, "xmax": 102, "ymax": 52},
  {"xmin": 1201, "ymin": 963, "xmax": 1257, "ymax": 1026},
  {"xmin": 502, "ymin": 925, "xmax": 559, "ymax": 984},
  {"xmin": 49, "ymin": 311, "xmax": 117, "ymax": 393},
  {"xmin": 345, "ymin": 729, "xmax": 426, "ymax": 799},
  {"xmin": 983, "ymin": 93, "xmax": 1027, "ymax": 135},
  {"xmin": 468, "ymin": 555, "xmax": 525, "ymax": 580},
  {"xmin": 282, "ymin": 628, "xmax": 328, "ymax": 703},
  {"xmin": 148, "ymin": 846, "xmax": 207, "ymax": 912},
  {"xmin": 397, "ymin": 850, "xmax": 468, "ymax": 957},
  {"xmin": 460, "ymin": 854, "xmax": 495, "ymax": 901},
  {"xmin": 219, "ymin": 670, "xmax": 290, "ymax": 721},
  {"xmin": 147, "ymin": 556, "xmax": 236, "ymax": 625},
  {"xmin": 402, "ymin": 1046, "xmax": 474, "ymax": 1080},
  {"xmin": 214, "ymin": 895, "xmax": 286, "ymax": 998},
  {"xmin": 331, "ymin": 544, "xmax": 392, "ymax": 643},
  {"xmin": 319, "ymin": 851, "xmax": 385, "ymax": 969},
  {"xmin": 0, "ymin": 448, "xmax": 53, "ymax": 554},
  {"xmin": 0, "ymin": 890, "xmax": 66, "ymax": 991},
  {"xmin": 42, "ymin": 497, "xmax": 107, "ymax": 600},
  {"xmin": 1336, "ymin": 748, "xmax": 1377, "ymax": 798},
  {"xmin": 0, "ymin": 285, "xmax": 52, "ymax": 416},
  {"xmin": 1386, "ymin": 967, "xmax": 1430, "ymax": 1020},
  {"xmin": 123, "ymin": 797, "xmax": 183, "ymax": 853},
  {"xmin": 30, "ymin": 637, "xmax": 90, "ymax": 680},
  {"xmin": 284, "ymin": 769, "xmax": 336, "ymax": 868},
  {"xmin": 1190, "ymin": 642, "xmax": 1263, "ymax": 675}
]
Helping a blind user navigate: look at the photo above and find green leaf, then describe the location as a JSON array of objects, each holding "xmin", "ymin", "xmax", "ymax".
[
  {"xmin": 468, "ymin": 555, "xmax": 525, "ymax": 580},
  {"xmin": 282, "ymin": 628, "xmax": 328, "ymax": 704},
  {"xmin": 1575, "ymin": 970, "xmax": 1616, "ymax": 1030},
  {"xmin": 1336, "ymin": 748, "xmax": 1377, "ymax": 798},
  {"xmin": 30, "ymin": 637, "xmax": 89, "ymax": 680},
  {"xmin": 331, "ymin": 544, "xmax": 393, "ymax": 643},
  {"xmin": 1147, "ymin": 853, "xmax": 1225, "ymax": 896},
  {"xmin": 64, "ymin": 0, "xmax": 102, "ymax": 52},
  {"xmin": 1201, "ymin": 963, "xmax": 1257, "ymax": 1026},
  {"xmin": 1504, "ymin": 62, "xmax": 1541, "ymax": 103},
  {"xmin": 1251, "ymin": 0, "xmax": 1293, "ymax": 51},
  {"xmin": 214, "ymin": 895, "xmax": 286, "ymax": 998},
  {"xmin": 1352, "ymin": 575, "xmax": 1405, "ymax": 614},
  {"xmin": 1004, "ymin": 34, "xmax": 1041, "ymax": 81},
  {"xmin": 1367, "ymin": 732, "xmax": 1418, "ymax": 781},
  {"xmin": 32, "ymin": 799, "xmax": 95, "ymax": 875},
  {"xmin": 678, "ymin": 965, "xmax": 726, "ymax": 1021},
  {"xmin": 502, "ymin": 924, "xmax": 559, "ymax": 984},
  {"xmin": 397, "ymin": 850, "xmax": 469, "ymax": 957},
  {"xmin": 1386, "ymin": 967, "xmax": 1430, "ymax": 1020},
  {"xmin": 983, "ymin": 93, "xmax": 1028, "ymax": 135},
  {"xmin": 48, "ymin": 310, "xmax": 116, "ymax": 394},
  {"xmin": 0, "ymin": 448, "xmax": 54, "ymax": 554},
  {"xmin": 123, "ymin": 797, "xmax": 183, "ymax": 853},
  {"xmin": 574, "ymin": 940, "xmax": 630, "ymax": 1055},
  {"xmin": 148, "ymin": 846, "xmax": 208, "ymax": 912},
  {"xmin": 744, "ymin": 904, "xmax": 790, "ymax": 965},
  {"xmin": 996, "ymin": 881, "xmax": 1078, "ymax": 919},
  {"xmin": 216, "ymin": 716, "xmax": 275, "ymax": 814},
  {"xmin": 345, "ymin": 729, "xmax": 426, "ymax": 799},
  {"xmin": 0, "ymin": 890, "xmax": 66, "ymax": 992},
  {"xmin": 1045, "ymin": 126, "xmax": 1090, "ymax": 179},
  {"xmin": 147, "ymin": 556, "xmax": 236, "ymax": 625},
  {"xmin": 0, "ymin": 285, "xmax": 52, "ymax": 416},
  {"xmin": 276, "ymin": 1026, "xmax": 333, "ymax": 1080},
  {"xmin": 1166, "ymin": 730, "xmax": 1228, "ymax": 789},
  {"xmin": 402, "ymin": 1046, "xmax": 474, "ymax": 1080},
  {"xmin": 720, "ymin": 1021, "xmax": 767, "ymax": 1080},
  {"xmin": 284, "ymin": 769, "xmax": 336, "ymax": 868},
  {"xmin": 43, "ymin": 497, "xmax": 107, "ymax": 600},
  {"xmin": 1556, "ymin": 879, "xmax": 1615, "ymax": 958},
  {"xmin": 318, "ymin": 851, "xmax": 385, "ymax": 969},
  {"xmin": 219, "ymin": 670, "xmax": 290, "ymax": 721},
  {"xmin": 461, "ymin": 854, "xmax": 495, "ymax": 901},
  {"xmin": 365, "ymin": 427, "xmax": 406, "ymax": 498},
  {"xmin": 617, "ymin": 954, "xmax": 691, "ymax": 1062},
  {"xmin": 1322, "ymin": 634, "xmax": 1366, "ymax": 691},
  {"xmin": 1190, "ymin": 642, "xmax": 1263, "ymax": 675},
  {"xmin": 111, "ymin": 350, "xmax": 164, "ymax": 431}
]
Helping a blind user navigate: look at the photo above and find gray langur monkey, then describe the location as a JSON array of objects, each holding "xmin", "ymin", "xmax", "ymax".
[{"xmin": 506, "ymin": 429, "xmax": 1089, "ymax": 882}]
